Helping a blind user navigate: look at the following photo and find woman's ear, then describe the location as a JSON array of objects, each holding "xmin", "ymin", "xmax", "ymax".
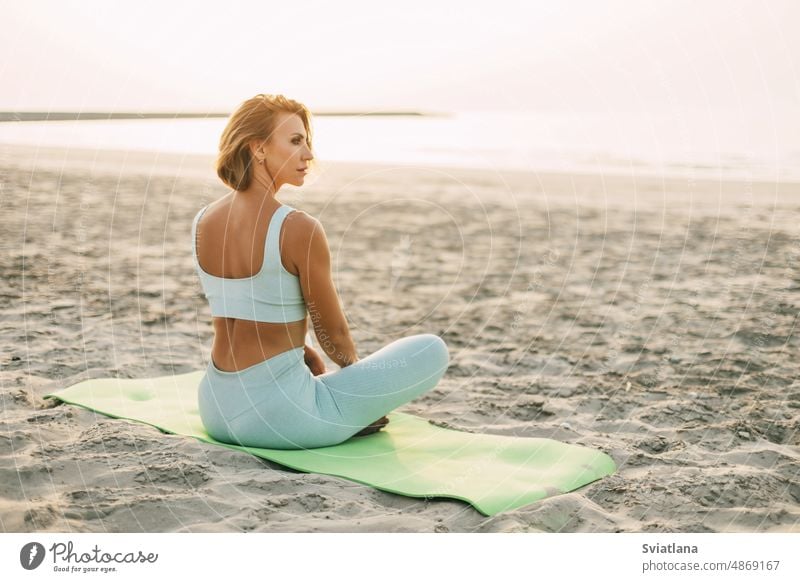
[{"xmin": 248, "ymin": 138, "xmax": 266, "ymax": 159}]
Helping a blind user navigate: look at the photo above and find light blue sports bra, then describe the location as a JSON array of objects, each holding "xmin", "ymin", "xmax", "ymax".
[{"xmin": 191, "ymin": 203, "xmax": 307, "ymax": 323}]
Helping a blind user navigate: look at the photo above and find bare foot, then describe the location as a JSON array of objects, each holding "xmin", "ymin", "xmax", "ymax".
[{"xmin": 354, "ymin": 415, "xmax": 390, "ymax": 437}]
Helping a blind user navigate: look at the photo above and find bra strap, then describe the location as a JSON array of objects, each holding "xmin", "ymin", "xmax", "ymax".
[{"xmin": 264, "ymin": 205, "xmax": 295, "ymax": 271}]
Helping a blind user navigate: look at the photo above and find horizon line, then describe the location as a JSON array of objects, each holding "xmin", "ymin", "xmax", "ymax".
[{"xmin": 0, "ymin": 110, "xmax": 452, "ymax": 122}]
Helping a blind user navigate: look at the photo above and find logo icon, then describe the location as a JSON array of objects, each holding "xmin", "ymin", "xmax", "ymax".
[{"xmin": 20, "ymin": 542, "xmax": 46, "ymax": 570}]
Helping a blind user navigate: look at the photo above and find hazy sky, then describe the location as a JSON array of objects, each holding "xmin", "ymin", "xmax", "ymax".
[{"xmin": 2, "ymin": 0, "xmax": 797, "ymax": 114}]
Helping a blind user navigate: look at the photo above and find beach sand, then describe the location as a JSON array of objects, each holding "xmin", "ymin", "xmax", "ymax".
[{"xmin": 1, "ymin": 143, "xmax": 798, "ymax": 532}]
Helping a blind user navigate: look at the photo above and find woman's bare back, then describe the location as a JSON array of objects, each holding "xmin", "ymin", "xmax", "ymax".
[{"xmin": 195, "ymin": 195, "xmax": 307, "ymax": 372}]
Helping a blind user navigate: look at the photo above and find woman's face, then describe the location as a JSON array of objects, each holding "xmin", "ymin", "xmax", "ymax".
[{"xmin": 259, "ymin": 112, "xmax": 314, "ymax": 188}]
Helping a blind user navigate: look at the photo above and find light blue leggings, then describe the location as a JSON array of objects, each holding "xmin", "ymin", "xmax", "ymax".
[{"xmin": 197, "ymin": 333, "xmax": 449, "ymax": 449}]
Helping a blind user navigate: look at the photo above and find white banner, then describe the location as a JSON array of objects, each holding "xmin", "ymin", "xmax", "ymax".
[{"xmin": 1, "ymin": 533, "xmax": 797, "ymax": 581}]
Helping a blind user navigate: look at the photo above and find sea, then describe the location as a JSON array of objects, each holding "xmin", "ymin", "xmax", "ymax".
[{"xmin": 0, "ymin": 108, "xmax": 797, "ymax": 182}]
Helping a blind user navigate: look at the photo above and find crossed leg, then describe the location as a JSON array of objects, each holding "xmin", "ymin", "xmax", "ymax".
[{"xmin": 316, "ymin": 333, "xmax": 450, "ymax": 444}]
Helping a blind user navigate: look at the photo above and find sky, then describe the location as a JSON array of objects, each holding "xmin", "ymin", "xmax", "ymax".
[{"xmin": 1, "ymin": 0, "xmax": 798, "ymax": 115}]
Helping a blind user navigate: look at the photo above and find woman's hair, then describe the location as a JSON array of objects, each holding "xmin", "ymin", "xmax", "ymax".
[{"xmin": 215, "ymin": 93, "xmax": 315, "ymax": 191}]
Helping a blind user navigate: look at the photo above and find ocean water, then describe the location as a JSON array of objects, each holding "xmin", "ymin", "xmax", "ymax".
[{"xmin": 0, "ymin": 109, "xmax": 797, "ymax": 181}]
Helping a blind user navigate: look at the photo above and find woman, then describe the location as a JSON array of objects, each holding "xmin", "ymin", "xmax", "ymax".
[{"xmin": 192, "ymin": 93, "xmax": 450, "ymax": 449}]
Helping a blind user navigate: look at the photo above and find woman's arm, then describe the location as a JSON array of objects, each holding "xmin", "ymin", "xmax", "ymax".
[
  {"xmin": 294, "ymin": 214, "xmax": 359, "ymax": 368},
  {"xmin": 302, "ymin": 314, "xmax": 326, "ymax": 375},
  {"xmin": 303, "ymin": 343, "xmax": 327, "ymax": 375}
]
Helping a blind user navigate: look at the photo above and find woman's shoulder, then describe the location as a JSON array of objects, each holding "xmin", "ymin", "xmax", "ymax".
[
  {"xmin": 283, "ymin": 207, "xmax": 320, "ymax": 234},
  {"xmin": 282, "ymin": 209, "xmax": 330, "ymax": 263},
  {"xmin": 197, "ymin": 196, "xmax": 229, "ymax": 221}
]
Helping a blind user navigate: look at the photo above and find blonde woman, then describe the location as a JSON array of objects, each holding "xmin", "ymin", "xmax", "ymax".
[{"xmin": 192, "ymin": 94, "xmax": 449, "ymax": 449}]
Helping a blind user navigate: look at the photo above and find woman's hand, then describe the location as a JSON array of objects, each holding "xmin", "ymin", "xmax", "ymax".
[{"xmin": 303, "ymin": 344, "xmax": 327, "ymax": 376}]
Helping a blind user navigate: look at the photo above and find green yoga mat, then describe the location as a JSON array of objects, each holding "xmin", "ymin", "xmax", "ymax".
[{"xmin": 43, "ymin": 370, "xmax": 616, "ymax": 516}]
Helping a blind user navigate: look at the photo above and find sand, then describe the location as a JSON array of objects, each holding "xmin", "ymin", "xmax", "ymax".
[{"xmin": 1, "ymin": 143, "xmax": 798, "ymax": 532}]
